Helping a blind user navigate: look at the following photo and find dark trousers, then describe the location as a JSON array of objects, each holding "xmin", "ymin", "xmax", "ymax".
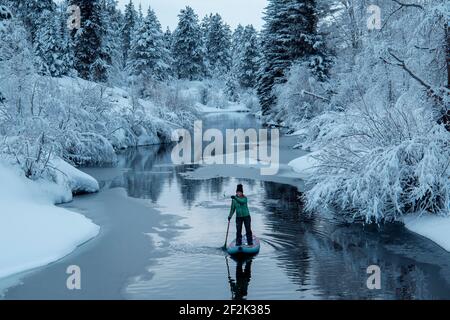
[{"xmin": 236, "ymin": 216, "xmax": 253, "ymax": 246}]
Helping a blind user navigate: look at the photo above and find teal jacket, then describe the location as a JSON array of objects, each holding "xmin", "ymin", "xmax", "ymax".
[{"xmin": 229, "ymin": 196, "xmax": 250, "ymax": 219}]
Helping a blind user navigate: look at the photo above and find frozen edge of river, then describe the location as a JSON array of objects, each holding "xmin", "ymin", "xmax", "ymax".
[{"xmin": 403, "ymin": 215, "xmax": 450, "ymax": 252}]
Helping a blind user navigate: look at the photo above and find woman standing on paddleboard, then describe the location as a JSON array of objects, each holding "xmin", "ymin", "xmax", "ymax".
[{"xmin": 228, "ymin": 184, "xmax": 253, "ymax": 246}]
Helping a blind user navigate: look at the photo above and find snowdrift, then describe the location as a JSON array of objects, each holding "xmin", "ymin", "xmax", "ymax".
[{"xmin": 0, "ymin": 163, "xmax": 99, "ymax": 279}]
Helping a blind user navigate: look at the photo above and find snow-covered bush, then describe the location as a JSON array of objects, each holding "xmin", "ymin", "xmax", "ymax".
[
  {"xmin": 282, "ymin": 0, "xmax": 450, "ymax": 222},
  {"xmin": 273, "ymin": 62, "xmax": 330, "ymax": 129},
  {"xmin": 1, "ymin": 133, "xmax": 54, "ymax": 179},
  {"xmin": 305, "ymin": 101, "xmax": 450, "ymax": 222},
  {"xmin": 240, "ymin": 90, "xmax": 260, "ymax": 113},
  {"xmin": 164, "ymin": 79, "xmax": 232, "ymax": 111},
  {"xmin": 0, "ymin": 20, "xmax": 198, "ymax": 178},
  {"xmin": 199, "ymin": 79, "xmax": 230, "ymax": 109}
]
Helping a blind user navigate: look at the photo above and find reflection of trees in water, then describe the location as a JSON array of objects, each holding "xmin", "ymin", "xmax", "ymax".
[
  {"xmin": 201, "ymin": 177, "xmax": 227, "ymax": 197},
  {"xmin": 261, "ymin": 182, "xmax": 312, "ymax": 288},
  {"xmin": 305, "ymin": 223, "xmax": 438, "ymax": 299},
  {"xmin": 261, "ymin": 181, "xmax": 447, "ymax": 299},
  {"xmin": 175, "ymin": 165, "xmax": 203, "ymax": 209},
  {"xmin": 242, "ymin": 179, "xmax": 257, "ymax": 191},
  {"xmin": 116, "ymin": 145, "xmax": 176, "ymax": 203}
]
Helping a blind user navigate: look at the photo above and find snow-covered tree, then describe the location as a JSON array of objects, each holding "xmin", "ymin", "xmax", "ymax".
[
  {"xmin": 0, "ymin": 16, "xmax": 35, "ymax": 115},
  {"xmin": 14, "ymin": 0, "xmax": 55, "ymax": 43},
  {"xmin": 203, "ymin": 13, "xmax": 232, "ymax": 77},
  {"xmin": 233, "ymin": 25, "xmax": 260, "ymax": 89},
  {"xmin": 231, "ymin": 24, "xmax": 244, "ymax": 60},
  {"xmin": 163, "ymin": 27, "xmax": 173, "ymax": 49},
  {"xmin": 71, "ymin": 0, "xmax": 110, "ymax": 82},
  {"xmin": 55, "ymin": 1, "xmax": 75, "ymax": 76},
  {"xmin": 101, "ymin": 0, "xmax": 124, "ymax": 84},
  {"xmin": 127, "ymin": 7, "xmax": 170, "ymax": 86},
  {"xmin": 225, "ymin": 72, "xmax": 240, "ymax": 102},
  {"xmin": 121, "ymin": 0, "xmax": 137, "ymax": 68},
  {"xmin": 162, "ymin": 27, "xmax": 175, "ymax": 78},
  {"xmin": 172, "ymin": 6, "xmax": 205, "ymax": 80},
  {"xmin": 33, "ymin": 10, "xmax": 68, "ymax": 77},
  {"xmin": 297, "ymin": 0, "xmax": 450, "ymax": 221},
  {"xmin": 257, "ymin": 0, "xmax": 327, "ymax": 115}
]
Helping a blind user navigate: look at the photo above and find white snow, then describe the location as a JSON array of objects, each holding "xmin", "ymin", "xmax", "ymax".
[
  {"xmin": 51, "ymin": 158, "xmax": 99, "ymax": 194},
  {"xmin": 288, "ymin": 151, "xmax": 320, "ymax": 180},
  {"xmin": 404, "ymin": 214, "xmax": 450, "ymax": 252},
  {"xmin": 197, "ymin": 103, "xmax": 250, "ymax": 113},
  {"xmin": 0, "ymin": 163, "xmax": 100, "ymax": 279},
  {"xmin": 288, "ymin": 128, "xmax": 309, "ymax": 137}
]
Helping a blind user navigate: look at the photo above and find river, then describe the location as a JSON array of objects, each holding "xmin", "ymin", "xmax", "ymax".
[{"xmin": 2, "ymin": 112, "xmax": 450, "ymax": 300}]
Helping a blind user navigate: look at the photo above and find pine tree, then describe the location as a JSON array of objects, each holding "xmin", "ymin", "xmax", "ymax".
[
  {"xmin": 55, "ymin": 0, "xmax": 74, "ymax": 76},
  {"xmin": 33, "ymin": 10, "xmax": 65, "ymax": 76},
  {"xmin": 137, "ymin": 3, "xmax": 144, "ymax": 23},
  {"xmin": 163, "ymin": 27, "xmax": 173, "ymax": 50},
  {"xmin": 201, "ymin": 14, "xmax": 213, "ymax": 73},
  {"xmin": 0, "ymin": 17, "xmax": 35, "ymax": 116},
  {"xmin": 101, "ymin": 0, "xmax": 123, "ymax": 83},
  {"xmin": 71, "ymin": 0, "xmax": 110, "ymax": 82},
  {"xmin": 225, "ymin": 72, "xmax": 240, "ymax": 102},
  {"xmin": 163, "ymin": 27, "xmax": 175, "ymax": 78},
  {"xmin": 203, "ymin": 13, "xmax": 232, "ymax": 77},
  {"xmin": 127, "ymin": 7, "xmax": 170, "ymax": 83},
  {"xmin": 257, "ymin": 0, "xmax": 325, "ymax": 115},
  {"xmin": 234, "ymin": 25, "xmax": 260, "ymax": 88},
  {"xmin": 121, "ymin": 0, "xmax": 137, "ymax": 68},
  {"xmin": 231, "ymin": 24, "xmax": 244, "ymax": 60},
  {"xmin": 172, "ymin": 6, "xmax": 205, "ymax": 80},
  {"xmin": 14, "ymin": 0, "xmax": 55, "ymax": 43}
]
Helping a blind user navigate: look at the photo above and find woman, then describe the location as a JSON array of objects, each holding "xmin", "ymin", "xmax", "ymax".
[{"xmin": 228, "ymin": 184, "xmax": 253, "ymax": 246}]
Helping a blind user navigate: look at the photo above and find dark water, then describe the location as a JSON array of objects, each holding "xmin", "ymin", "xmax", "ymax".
[
  {"xmin": 110, "ymin": 113, "xmax": 450, "ymax": 299},
  {"xmin": 3, "ymin": 113, "xmax": 450, "ymax": 300}
]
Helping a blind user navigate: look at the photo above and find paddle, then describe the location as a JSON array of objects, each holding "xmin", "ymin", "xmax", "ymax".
[{"xmin": 223, "ymin": 219, "xmax": 231, "ymax": 250}]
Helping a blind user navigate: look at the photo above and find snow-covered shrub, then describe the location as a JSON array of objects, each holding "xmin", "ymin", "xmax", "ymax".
[
  {"xmin": 273, "ymin": 62, "xmax": 330, "ymax": 129},
  {"xmin": 286, "ymin": 0, "xmax": 450, "ymax": 222},
  {"xmin": 63, "ymin": 132, "xmax": 116, "ymax": 165},
  {"xmin": 197, "ymin": 79, "xmax": 230, "ymax": 109},
  {"xmin": 46, "ymin": 80, "xmax": 117, "ymax": 165},
  {"xmin": 240, "ymin": 90, "xmax": 260, "ymax": 113},
  {"xmin": 1, "ymin": 133, "xmax": 54, "ymax": 179},
  {"xmin": 161, "ymin": 79, "xmax": 232, "ymax": 112},
  {"xmin": 206, "ymin": 86, "xmax": 229, "ymax": 109},
  {"xmin": 0, "ymin": 19, "xmax": 56, "ymax": 179},
  {"xmin": 142, "ymin": 81, "xmax": 199, "ymax": 129},
  {"xmin": 305, "ymin": 102, "xmax": 450, "ymax": 223},
  {"xmin": 225, "ymin": 73, "xmax": 240, "ymax": 102}
]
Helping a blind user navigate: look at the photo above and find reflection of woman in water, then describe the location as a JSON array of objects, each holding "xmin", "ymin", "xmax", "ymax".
[{"xmin": 227, "ymin": 257, "xmax": 253, "ymax": 300}]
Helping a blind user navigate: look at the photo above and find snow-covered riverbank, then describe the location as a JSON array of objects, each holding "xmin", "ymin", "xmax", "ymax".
[
  {"xmin": 0, "ymin": 162, "xmax": 100, "ymax": 279},
  {"xmin": 403, "ymin": 215, "xmax": 450, "ymax": 252},
  {"xmin": 287, "ymin": 152, "xmax": 450, "ymax": 253}
]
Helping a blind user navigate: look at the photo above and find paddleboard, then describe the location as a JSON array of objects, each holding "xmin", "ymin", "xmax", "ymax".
[{"xmin": 227, "ymin": 235, "xmax": 260, "ymax": 255}]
